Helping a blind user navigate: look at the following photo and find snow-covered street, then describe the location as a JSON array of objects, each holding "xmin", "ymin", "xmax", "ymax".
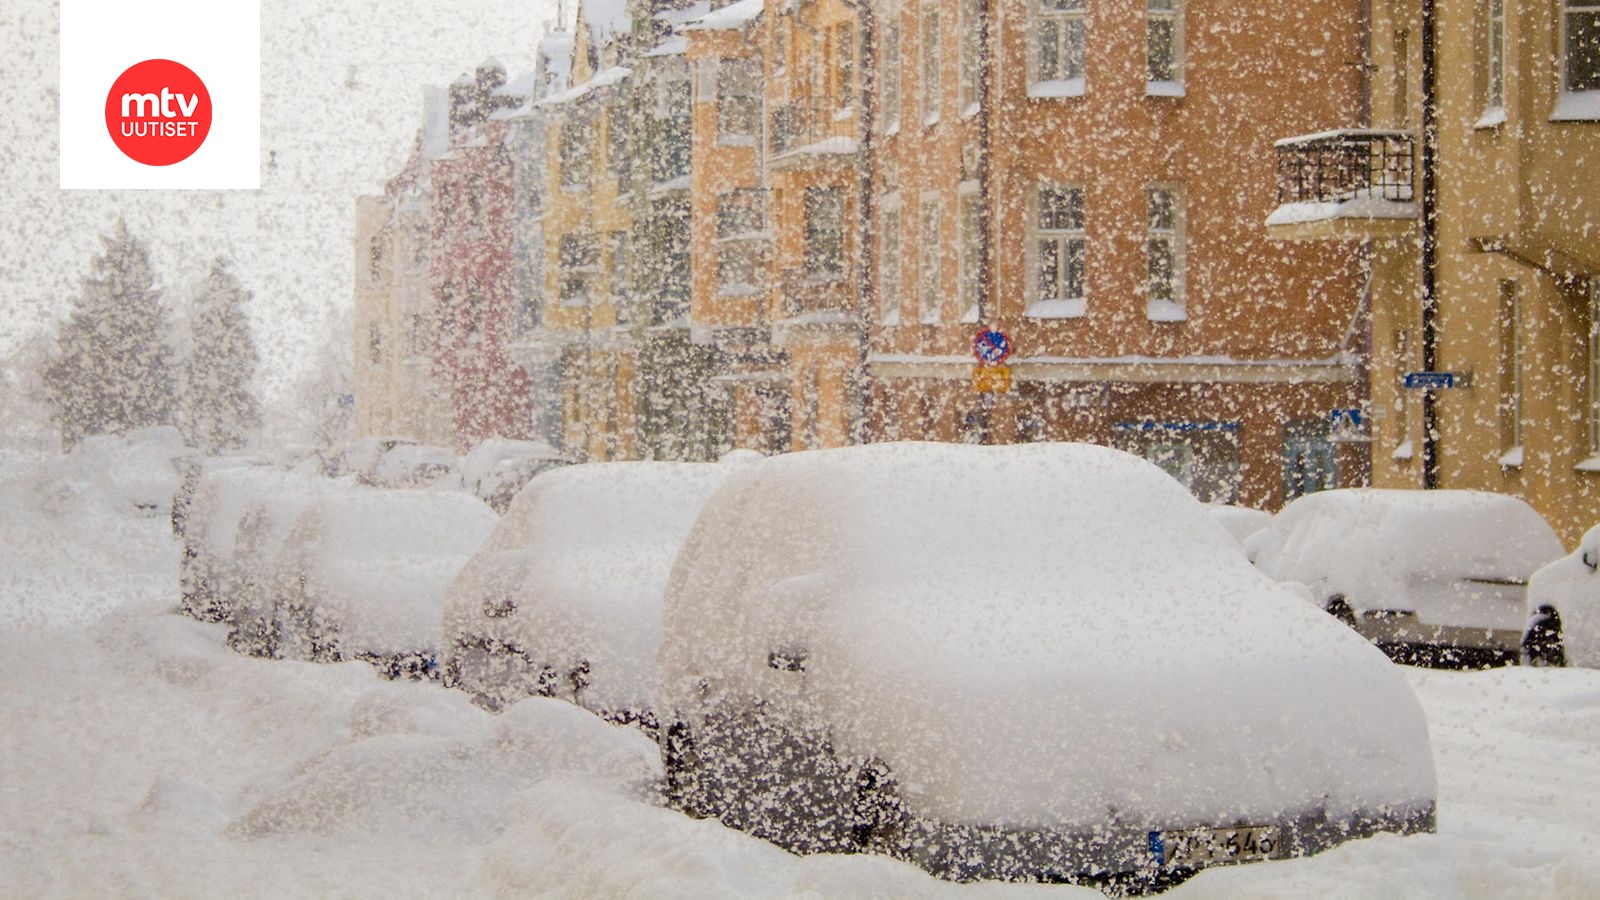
[{"xmin": 2, "ymin": 450, "xmax": 1598, "ymax": 899}]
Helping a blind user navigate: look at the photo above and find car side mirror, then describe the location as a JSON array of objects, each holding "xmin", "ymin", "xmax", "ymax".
[{"xmin": 1583, "ymin": 547, "xmax": 1598, "ymax": 573}]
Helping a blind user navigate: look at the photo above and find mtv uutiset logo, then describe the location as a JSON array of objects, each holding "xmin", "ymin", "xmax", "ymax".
[
  {"xmin": 105, "ymin": 59, "xmax": 213, "ymax": 166},
  {"xmin": 60, "ymin": 1, "xmax": 258, "ymax": 189}
]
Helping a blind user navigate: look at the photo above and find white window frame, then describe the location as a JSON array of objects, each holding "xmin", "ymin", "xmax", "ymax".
[
  {"xmin": 959, "ymin": 190, "xmax": 983, "ymax": 323},
  {"xmin": 921, "ymin": 2, "xmax": 941, "ymax": 125},
  {"xmin": 1478, "ymin": 0, "xmax": 1507, "ymax": 127},
  {"xmin": 1029, "ymin": 0, "xmax": 1086, "ymax": 98},
  {"xmin": 882, "ymin": 22, "xmax": 903, "ymax": 134},
  {"xmin": 919, "ymin": 199, "xmax": 942, "ymax": 324},
  {"xmin": 1146, "ymin": 0, "xmax": 1184, "ymax": 96},
  {"xmin": 960, "ymin": 0, "xmax": 983, "ymax": 114},
  {"xmin": 880, "ymin": 199, "xmax": 902, "ymax": 326},
  {"xmin": 1028, "ymin": 183, "xmax": 1087, "ymax": 319},
  {"xmin": 1556, "ymin": 0, "xmax": 1600, "ymax": 120},
  {"xmin": 1145, "ymin": 184, "xmax": 1186, "ymax": 321},
  {"xmin": 1499, "ymin": 281, "xmax": 1524, "ymax": 466},
  {"xmin": 1586, "ymin": 279, "xmax": 1600, "ymax": 468}
]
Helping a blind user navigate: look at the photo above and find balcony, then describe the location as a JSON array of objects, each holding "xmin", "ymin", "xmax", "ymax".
[
  {"xmin": 767, "ymin": 99, "xmax": 858, "ymax": 169},
  {"xmin": 1266, "ymin": 129, "xmax": 1418, "ymax": 241}
]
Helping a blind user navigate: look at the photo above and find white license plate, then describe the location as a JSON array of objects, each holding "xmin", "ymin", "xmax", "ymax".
[{"xmin": 1150, "ymin": 825, "xmax": 1279, "ymax": 867}]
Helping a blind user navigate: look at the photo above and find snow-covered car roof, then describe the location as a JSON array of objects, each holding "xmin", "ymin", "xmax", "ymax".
[
  {"xmin": 288, "ymin": 488, "xmax": 497, "ymax": 655},
  {"xmin": 661, "ymin": 442, "xmax": 1436, "ymax": 830},
  {"xmin": 1251, "ymin": 488, "xmax": 1564, "ymax": 593},
  {"xmin": 1206, "ymin": 503, "xmax": 1273, "ymax": 549},
  {"xmin": 444, "ymin": 461, "xmax": 733, "ymax": 714}
]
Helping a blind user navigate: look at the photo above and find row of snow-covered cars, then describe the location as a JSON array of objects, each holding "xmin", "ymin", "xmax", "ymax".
[{"xmin": 175, "ymin": 439, "xmax": 1594, "ymax": 891}]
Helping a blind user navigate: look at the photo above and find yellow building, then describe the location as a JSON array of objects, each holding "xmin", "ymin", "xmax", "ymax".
[{"xmin": 1271, "ymin": 0, "xmax": 1600, "ymax": 542}]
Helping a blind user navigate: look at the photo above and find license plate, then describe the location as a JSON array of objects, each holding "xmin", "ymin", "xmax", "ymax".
[{"xmin": 1150, "ymin": 825, "xmax": 1279, "ymax": 867}]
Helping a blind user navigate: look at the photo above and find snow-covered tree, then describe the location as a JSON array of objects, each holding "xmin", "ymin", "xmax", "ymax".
[
  {"xmin": 43, "ymin": 220, "xmax": 178, "ymax": 448},
  {"xmin": 180, "ymin": 257, "xmax": 261, "ymax": 452}
]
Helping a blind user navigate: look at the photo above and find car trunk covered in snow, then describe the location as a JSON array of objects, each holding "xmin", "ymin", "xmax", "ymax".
[
  {"xmin": 444, "ymin": 460, "xmax": 734, "ymax": 720},
  {"xmin": 278, "ymin": 488, "xmax": 497, "ymax": 673},
  {"xmin": 660, "ymin": 442, "xmax": 1436, "ymax": 884},
  {"xmin": 1524, "ymin": 523, "xmax": 1600, "ymax": 668},
  {"xmin": 1250, "ymin": 489, "xmax": 1564, "ymax": 654}
]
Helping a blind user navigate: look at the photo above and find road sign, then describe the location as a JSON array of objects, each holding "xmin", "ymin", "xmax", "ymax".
[
  {"xmin": 972, "ymin": 329, "xmax": 1012, "ymax": 365},
  {"xmin": 1329, "ymin": 408, "xmax": 1371, "ymax": 443},
  {"xmin": 973, "ymin": 365, "xmax": 1012, "ymax": 394},
  {"xmin": 1403, "ymin": 371, "xmax": 1470, "ymax": 390}
]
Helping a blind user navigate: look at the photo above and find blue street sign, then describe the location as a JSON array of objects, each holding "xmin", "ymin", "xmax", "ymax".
[
  {"xmin": 972, "ymin": 329, "xmax": 1012, "ymax": 365},
  {"xmin": 1403, "ymin": 371, "xmax": 1466, "ymax": 390}
]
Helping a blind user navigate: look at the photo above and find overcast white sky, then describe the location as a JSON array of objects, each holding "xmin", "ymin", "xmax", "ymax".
[{"xmin": 0, "ymin": 0, "xmax": 555, "ymax": 406}]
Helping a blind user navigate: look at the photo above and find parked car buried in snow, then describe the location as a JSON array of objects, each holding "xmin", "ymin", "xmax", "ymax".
[
  {"xmin": 274, "ymin": 487, "xmax": 497, "ymax": 678},
  {"xmin": 460, "ymin": 437, "xmax": 571, "ymax": 513},
  {"xmin": 658, "ymin": 442, "xmax": 1437, "ymax": 889},
  {"xmin": 1248, "ymin": 489, "xmax": 1564, "ymax": 667},
  {"xmin": 181, "ymin": 464, "xmax": 317, "ymax": 624},
  {"xmin": 441, "ymin": 460, "xmax": 735, "ymax": 724},
  {"xmin": 1523, "ymin": 523, "xmax": 1600, "ymax": 668}
]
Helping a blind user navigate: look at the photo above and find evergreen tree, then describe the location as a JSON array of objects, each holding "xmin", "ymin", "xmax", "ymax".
[
  {"xmin": 43, "ymin": 220, "xmax": 178, "ymax": 448},
  {"xmin": 181, "ymin": 257, "xmax": 261, "ymax": 452}
]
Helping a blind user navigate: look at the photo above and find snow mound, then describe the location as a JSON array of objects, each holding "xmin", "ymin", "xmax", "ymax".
[{"xmin": 1526, "ymin": 523, "xmax": 1600, "ymax": 668}]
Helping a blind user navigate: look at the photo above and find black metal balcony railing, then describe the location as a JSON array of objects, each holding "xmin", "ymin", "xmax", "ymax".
[
  {"xmin": 768, "ymin": 99, "xmax": 855, "ymax": 158},
  {"xmin": 1274, "ymin": 129, "xmax": 1415, "ymax": 206}
]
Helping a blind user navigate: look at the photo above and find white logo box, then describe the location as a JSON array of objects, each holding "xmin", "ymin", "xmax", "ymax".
[{"xmin": 60, "ymin": 0, "xmax": 260, "ymax": 189}]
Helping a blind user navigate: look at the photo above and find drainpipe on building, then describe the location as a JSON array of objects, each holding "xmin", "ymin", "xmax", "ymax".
[
  {"xmin": 1420, "ymin": 0, "xmax": 1441, "ymax": 489},
  {"xmin": 976, "ymin": 0, "xmax": 995, "ymax": 445},
  {"xmin": 850, "ymin": 1, "xmax": 877, "ymax": 447}
]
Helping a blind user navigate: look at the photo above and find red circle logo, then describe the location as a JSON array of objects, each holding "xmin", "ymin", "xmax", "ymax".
[{"xmin": 104, "ymin": 59, "xmax": 212, "ymax": 166}]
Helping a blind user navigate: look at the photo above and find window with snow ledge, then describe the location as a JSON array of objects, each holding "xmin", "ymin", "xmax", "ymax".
[
  {"xmin": 1498, "ymin": 446, "xmax": 1524, "ymax": 469},
  {"xmin": 1587, "ymin": 278, "xmax": 1600, "ymax": 459},
  {"xmin": 880, "ymin": 205, "xmax": 902, "ymax": 327},
  {"xmin": 1555, "ymin": 1, "xmax": 1600, "ymax": 120},
  {"xmin": 1478, "ymin": 0, "xmax": 1506, "ymax": 127},
  {"xmin": 1146, "ymin": 0, "xmax": 1184, "ymax": 94},
  {"xmin": 1145, "ymin": 184, "xmax": 1186, "ymax": 321},
  {"xmin": 921, "ymin": 2, "xmax": 941, "ymax": 126},
  {"xmin": 1031, "ymin": 0, "xmax": 1085, "ymax": 98},
  {"xmin": 1032, "ymin": 183, "xmax": 1086, "ymax": 319}
]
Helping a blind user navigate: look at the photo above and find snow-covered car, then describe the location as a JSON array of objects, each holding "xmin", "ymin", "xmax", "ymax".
[
  {"xmin": 1523, "ymin": 523, "xmax": 1600, "ymax": 668},
  {"xmin": 658, "ymin": 442, "xmax": 1436, "ymax": 888},
  {"xmin": 1206, "ymin": 503, "xmax": 1273, "ymax": 551},
  {"xmin": 275, "ymin": 488, "xmax": 497, "ymax": 678},
  {"xmin": 181, "ymin": 464, "xmax": 319, "ymax": 623},
  {"xmin": 1249, "ymin": 489, "xmax": 1564, "ymax": 666},
  {"xmin": 442, "ymin": 461, "xmax": 733, "ymax": 723},
  {"xmin": 46, "ymin": 425, "xmax": 188, "ymax": 518},
  {"xmin": 460, "ymin": 437, "xmax": 570, "ymax": 513},
  {"xmin": 368, "ymin": 442, "xmax": 462, "ymax": 490}
]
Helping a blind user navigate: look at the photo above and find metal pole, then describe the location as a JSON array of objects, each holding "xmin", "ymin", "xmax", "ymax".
[{"xmin": 1419, "ymin": 0, "xmax": 1440, "ymax": 489}]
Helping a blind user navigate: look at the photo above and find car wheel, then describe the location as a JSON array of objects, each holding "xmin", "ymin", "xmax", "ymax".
[
  {"xmin": 1522, "ymin": 605, "xmax": 1566, "ymax": 668},
  {"xmin": 1325, "ymin": 595, "xmax": 1358, "ymax": 630},
  {"xmin": 850, "ymin": 757, "xmax": 905, "ymax": 852}
]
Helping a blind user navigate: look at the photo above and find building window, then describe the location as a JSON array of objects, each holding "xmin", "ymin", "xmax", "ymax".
[
  {"xmin": 716, "ymin": 190, "xmax": 764, "ymax": 297},
  {"xmin": 559, "ymin": 118, "xmax": 592, "ymax": 188},
  {"xmin": 882, "ymin": 23, "xmax": 902, "ymax": 132},
  {"xmin": 804, "ymin": 186, "xmax": 846, "ymax": 279},
  {"xmin": 959, "ymin": 193, "xmax": 983, "ymax": 321},
  {"xmin": 919, "ymin": 200, "xmax": 941, "ymax": 323},
  {"xmin": 921, "ymin": 3, "xmax": 941, "ymax": 123},
  {"xmin": 1032, "ymin": 0, "xmax": 1086, "ymax": 97},
  {"xmin": 773, "ymin": 13, "xmax": 789, "ymax": 73},
  {"xmin": 1588, "ymin": 279, "xmax": 1600, "ymax": 459},
  {"xmin": 1146, "ymin": 0, "xmax": 1184, "ymax": 91},
  {"xmin": 718, "ymin": 59, "xmax": 760, "ymax": 141},
  {"xmin": 1145, "ymin": 185, "xmax": 1186, "ymax": 321},
  {"xmin": 608, "ymin": 231, "xmax": 631, "ymax": 324},
  {"xmin": 1031, "ymin": 184, "xmax": 1086, "ymax": 318},
  {"xmin": 1558, "ymin": 1, "xmax": 1600, "ymax": 119},
  {"xmin": 717, "ymin": 243, "xmax": 760, "ymax": 296},
  {"xmin": 1498, "ymin": 282, "xmax": 1524, "ymax": 464},
  {"xmin": 559, "ymin": 232, "xmax": 599, "ymax": 307},
  {"xmin": 717, "ymin": 188, "xmax": 765, "ymax": 238},
  {"xmin": 1482, "ymin": 0, "xmax": 1506, "ymax": 121},
  {"xmin": 607, "ymin": 105, "xmax": 630, "ymax": 187},
  {"xmin": 836, "ymin": 22, "xmax": 855, "ymax": 109},
  {"xmin": 880, "ymin": 204, "xmax": 901, "ymax": 325},
  {"xmin": 368, "ymin": 321, "xmax": 382, "ymax": 364},
  {"xmin": 960, "ymin": 0, "xmax": 983, "ymax": 111}
]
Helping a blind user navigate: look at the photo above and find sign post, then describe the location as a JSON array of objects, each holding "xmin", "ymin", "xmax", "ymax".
[{"xmin": 972, "ymin": 328, "xmax": 1012, "ymax": 395}]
